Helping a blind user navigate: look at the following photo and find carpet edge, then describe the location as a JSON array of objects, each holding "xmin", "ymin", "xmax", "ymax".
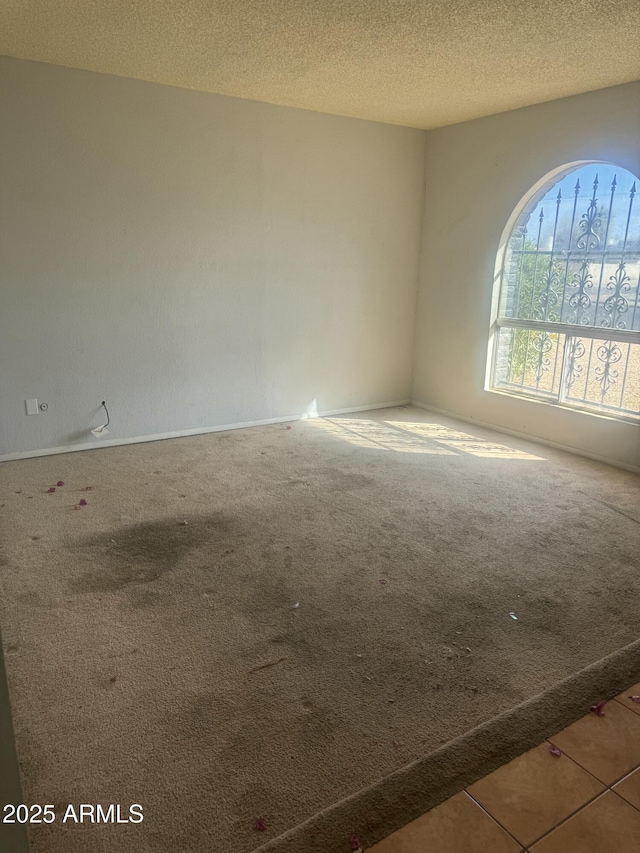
[{"xmin": 253, "ymin": 636, "xmax": 640, "ymax": 852}]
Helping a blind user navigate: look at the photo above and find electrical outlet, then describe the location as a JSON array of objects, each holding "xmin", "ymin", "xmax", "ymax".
[{"xmin": 26, "ymin": 399, "xmax": 39, "ymax": 416}]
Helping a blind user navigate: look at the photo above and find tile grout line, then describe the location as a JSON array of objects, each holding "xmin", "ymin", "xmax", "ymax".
[
  {"xmin": 468, "ymin": 734, "xmax": 604, "ymax": 847},
  {"xmin": 526, "ymin": 788, "xmax": 640, "ymax": 850},
  {"xmin": 542, "ymin": 698, "xmax": 640, "ymax": 788},
  {"xmin": 613, "ymin": 695, "xmax": 640, "ymax": 712},
  {"xmin": 608, "ymin": 787, "xmax": 640, "ymax": 812},
  {"xmin": 609, "ymin": 695, "xmax": 640, "ymax": 805},
  {"xmin": 463, "ymin": 790, "xmax": 527, "ymax": 850},
  {"xmin": 523, "ymin": 789, "xmax": 609, "ymax": 849},
  {"xmin": 466, "ymin": 709, "xmax": 640, "ymax": 851},
  {"xmin": 527, "ymin": 699, "xmax": 640, "ymax": 842},
  {"xmin": 466, "ymin": 766, "xmax": 606, "ymax": 852}
]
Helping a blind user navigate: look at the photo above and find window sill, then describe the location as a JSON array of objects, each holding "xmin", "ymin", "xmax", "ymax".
[{"xmin": 485, "ymin": 386, "xmax": 640, "ymax": 426}]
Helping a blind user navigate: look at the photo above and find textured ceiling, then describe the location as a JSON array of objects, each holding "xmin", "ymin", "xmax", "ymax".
[{"xmin": 1, "ymin": 0, "xmax": 639, "ymax": 129}]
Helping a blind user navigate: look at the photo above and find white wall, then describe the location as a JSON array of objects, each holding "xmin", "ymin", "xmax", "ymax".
[
  {"xmin": 0, "ymin": 57, "xmax": 426, "ymax": 458},
  {"xmin": 412, "ymin": 81, "xmax": 640, "ymax": 471}
]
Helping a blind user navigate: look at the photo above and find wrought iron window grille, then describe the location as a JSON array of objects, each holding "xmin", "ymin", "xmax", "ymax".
[{"xmin": 490, "ymin": 164, "xmax": 640, "ymax": 421}]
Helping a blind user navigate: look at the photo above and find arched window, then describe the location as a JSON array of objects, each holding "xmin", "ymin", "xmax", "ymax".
[{"xmin": 489, "ymin": 162, "xmax": 640, "ymax": 421}]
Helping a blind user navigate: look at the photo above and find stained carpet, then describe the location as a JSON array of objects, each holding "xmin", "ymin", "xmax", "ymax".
[{"xmin": 0, "ymin": 406, "xmax": 638, "ymax": 852}]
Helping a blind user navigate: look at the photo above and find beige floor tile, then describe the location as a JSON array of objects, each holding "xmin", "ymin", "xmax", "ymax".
[
  {"xmin": 529, "ymin": 791, "xmax": 640, "ymax": 852},
  {"xmin": 550, "ymin": 700, "xmax": 640, "ymax": 784},
  {"xmin": 466, "ymin": 741, "xmax": 604, "ymax": 846},
  {"xmin": 615, "ymin": 684, "xmax": 640, "ymax": 716},
  {"xmin": 613, "ymin": 767, "xmax": 640, "ymax": 811},
  {"xmin": 368, "ymin": 791, "xmax": 522, "ymax": 853}
]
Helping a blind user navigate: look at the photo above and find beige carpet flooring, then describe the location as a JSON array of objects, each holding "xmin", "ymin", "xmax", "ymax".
[{"xmin": 0, "ymin": 406, "xmax": 638, "ymax": 853}]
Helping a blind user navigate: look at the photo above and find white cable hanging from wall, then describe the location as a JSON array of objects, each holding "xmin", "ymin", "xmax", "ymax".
[{"xmin": 91, "ymin": 401, "xmax": 111, "ymax": 438}]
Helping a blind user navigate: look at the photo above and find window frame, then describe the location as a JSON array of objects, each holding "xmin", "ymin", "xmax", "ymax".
[{"xmin": 485, "ymin": 161, "xmax": 640, "ymax": 423}]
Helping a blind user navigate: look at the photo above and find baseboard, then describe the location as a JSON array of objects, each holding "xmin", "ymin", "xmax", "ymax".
[
  {"xmin": 0, "ymin": 400, "xmax": 411, "ymax": 463},
  {"xmin": 411, "ymin": 400, "xmax": 640, "ymax": 474}
]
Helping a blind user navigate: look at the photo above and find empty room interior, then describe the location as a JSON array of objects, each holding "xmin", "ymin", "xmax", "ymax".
[{"xmin": 1, "ymin": 2, "xmax": 640, "ymax": 852}]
